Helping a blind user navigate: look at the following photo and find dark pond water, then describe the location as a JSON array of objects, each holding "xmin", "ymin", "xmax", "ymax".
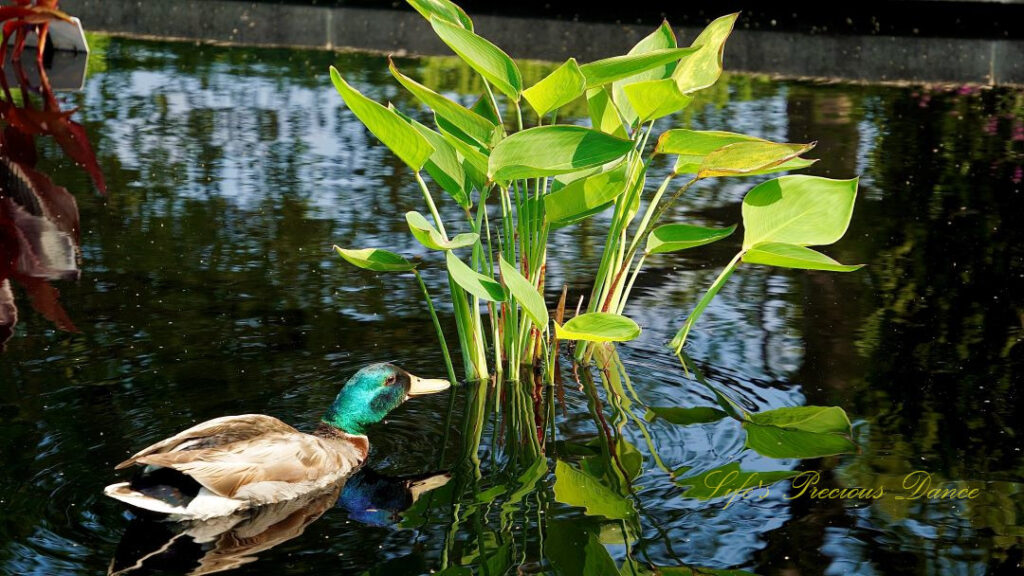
[{"xmin": 1, "ymin": 35, "xmax": 1022, "ymax": 575}]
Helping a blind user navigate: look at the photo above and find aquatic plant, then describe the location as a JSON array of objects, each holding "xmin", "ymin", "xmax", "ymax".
[{"xmin": 330, "ymin": 0, "xmax": 862, "ymax": 382}]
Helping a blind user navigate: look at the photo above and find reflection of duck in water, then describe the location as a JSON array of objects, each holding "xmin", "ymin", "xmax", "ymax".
[
  {"xmin": 104, "ymin": 364, "xmax": 450, "ymax": 520},
  {"xmin": 108, "ymin": 469, "xmax": 450, "ymax": 575},
  {"xmin": 0, "ymin": 146, "xmax": 82, "ymax": 349},
  {"xmin": 336, "ymin": 468, "xmax": 451, "ymax": 527}
]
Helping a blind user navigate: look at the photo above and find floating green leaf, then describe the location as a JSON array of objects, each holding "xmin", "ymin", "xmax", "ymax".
[
  {"xmin": 390, "ymin": 60, "xmax": 497, "ymax": 147},
  {"xmin": 330, "ymin": 67, "xmax": 434, "ymax": 171},
  {"xmin": 623, "ymin": 78, "xmax": 693, "ymax": 122},
  {"xmin": 553, "ymin": 460, "xmax": 635, "ymax": 519},
  {"xmin": 445, "ymin": 251, "xmax": 506, "ymax": 301},
  {"xmin": 646, "ymin": 223, "xmax": 736, "ymax": 254},
  {"xmin": 748, "ymin": 405, "xmax": 852, "ymax": 433},
  {"xmin": 646, "ymin": 406, "xmax": 728, "ymax": 426},
  {"xmin": 544, "ymin": 164, "xmax": 628, "ymax": 227},
  {"xmin": 406, "ymin": 0, "xmax": 473, "ymax": 30},
  {"xmin": 612, "ymin": 21, "xmax": 678, "ymax": 125},
  {"xmin": 489, "ymin": 125, "xmax": 633, "ymax": 181},
  {"xmin": 554, "ymin": 312, "xmax": 641, "ymax": 342},
  {"xmin": 586, "ymin": 87, "xmax": 628, "ymax": 139},
  {"xmin": 405, "ymin": 211, "xmax": 479, "ymax": 250},
  {"xmin": 333, "ymin": 246, "xmax": 415, "ymax": 272},
  {"xmin": 673, "ymin": 13, "xmax": 738, "ymax": 93},
  {"xmin": 744, "ymin": 425, "xmax": 858, "ymax": 459},
  {"xmin": 741, "ymin": 175, "xmax": 859, "ymax": 249},
  {"xmin": 580, "ymin": 47, "xmax": 698, "ymax": 88},
  {"xmin": 674, "ymin": 462, "xmax": 797, "ymax": 500},
  {"xmin": 499, "ymin": 255, "xmax": 549, "ymax": 328},
  {"xmin": 522, "ymin": 58, "xmax": 586, "ymax": 117},
  {"xmin": 743, "ymin": 405, "xmax": 857, "ymax": 459},
  {"xmin": 742, "ymin": 242, "xmax": 863, "ymax": 272},
  {"xmin": 430, "ymin": 17, "xmax": 522, "ymax": 99},
  {"xmin": 698, "ymin": 141, "xmax": 815, "ymax": 178}
]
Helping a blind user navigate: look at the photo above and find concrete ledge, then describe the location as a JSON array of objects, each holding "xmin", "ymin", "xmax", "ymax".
[{"xmin": 62, "ymin": 0, "xmax": 1024, "ymax": 85}]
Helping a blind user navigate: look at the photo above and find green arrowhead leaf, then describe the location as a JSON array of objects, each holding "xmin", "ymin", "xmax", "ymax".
[
  {"xmin": 743, "ymin": 405, "xmax": 857, "ymax": 459},
  {"xmin": 673, "ymin": 13, "xmax": 738, "ymax": 93},
  {"xmin": 430, "ymin": 16, "xmax": 522, "ymax": 99},
  {"xmin": 554, "ymin": 312, "xmax": 641, "ymax": 342},
  {"xmin": 404, "ymin": 118, "xmax": 472, "ymax": 208},
  {"xmin": 333, "ymin": 246, "xmax": 415, "ymax": 272},
  {"xmin": 646, "ymin": 223, "xmax": 736, "ymax": 254},
  {"xmin": 390, "ymin": 60, "xmax": 497, "ymax": 148},
  {"xmin": 522, "ymin": 58, "xmax": 587, "ymax": 117},
  {"xmin": 406, "ymin": 0, "xmax": 473, "ymax": 30},
  {"xmin": 742, "ymin": 242, "xmax": 863, "ymax": 272},
  {"xmin": 488, "ymin": 125, "xmax": 633, "ymax": 182},
  {"xmin": 545, "ymin": 521, "xmax": 620, "ymax": 576},
  {"xmin": 330, "ymin": 66, "xmax": 434, "ymax": 171},
  {"xmin": 438, "ymin": 124, "xmax": 490, "ymax": 190},
  {"xmin": 674, "ymin": 462, "xmax": 797, "ymax": 500},
  {"xmin": 612, "ymin": 20, "xmax": 679, "ymax": 126},
  {"xmin": 748, "ymin": 405, "xmax": 852, "ymax": 433},
  {"xmin": 623, "ymin": 78, "xmax": 693, "ymax": 122},
  {"xmin": 744, "ymin": 424, "xmax": 858, "ymax": 459},
  {"xmin": 586, "ymin": 87, "xmax": 629, "ymax": 139},
  {"xmin": 580, "ymin": 47, "xmax": 698, "ymax": 88},
  {"xmin": 553, "ymin": 460, "xmax": 635, "ymax": 519},
  {"xmin": 471, "ymin": 93, "xmax": 501, "ymax": 124},
  {"xmin": 445, "ymin": 251, "xmax": 506, "ymax": 301},
  {"xmin": 741, "ymin": 175, "xmax": 859, "ymax": 249},
  {"xmin": 698, "ymin": 141, "xmax": 815, "ymax": 178},
  {"xmin": 405, "ymin": 211, "xmax": 478, "ymax": 251},
  {"xmin": 645, "ymin": 406, "xmax": 728, "ymax": 426},
  {"xmin": 544, "ymin": 164, "xmax": 628, "ymax": 227},
  {"xmin": 498, "ymin": 255, "xmax": 549, "ymax": 328},
  {"xmin": 656, "ymin": 129, "xmax": 817, "ymax": 176}
]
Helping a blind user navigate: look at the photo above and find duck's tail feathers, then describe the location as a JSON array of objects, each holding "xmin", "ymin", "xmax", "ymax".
[
  {"xmin": 105, "ymin": 482, "xmax": 246, "ymax": 521},
  {"xmin": 407, "ymin": 473, "xmax": 452, "ymax": 503},
  {"xmin": 104, "ymin": 482, "xmax": 190, "ymax": 516}
]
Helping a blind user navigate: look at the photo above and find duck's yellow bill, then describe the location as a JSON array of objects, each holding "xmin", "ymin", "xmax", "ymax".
[{"xmin": 407, "ymin": 374, "xmax": 452, "ymax": 396}]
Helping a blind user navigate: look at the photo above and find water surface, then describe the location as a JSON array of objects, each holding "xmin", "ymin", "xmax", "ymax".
[{"xmin": 0, "ymin": 36, "xmax": 1021, "ymax": 575}]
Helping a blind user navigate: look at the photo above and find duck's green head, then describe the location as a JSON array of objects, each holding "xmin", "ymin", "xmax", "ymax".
[{"xmin": 323, "ymin": 363, "xmax": 451, "ymax": 435}]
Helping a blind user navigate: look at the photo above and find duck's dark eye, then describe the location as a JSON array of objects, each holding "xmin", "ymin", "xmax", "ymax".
[{"xmin": 385, "ymin": 374, "xmax": 397, "ymax": 386}]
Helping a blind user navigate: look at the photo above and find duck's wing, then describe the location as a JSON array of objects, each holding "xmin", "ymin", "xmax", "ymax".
[
  {"xmin": 115, "ymin": 414, "xmax": 297, "ymax": 470},
  {"xmin": 114, "ymin": 415, "xmax": 352, "ymax": 500}
]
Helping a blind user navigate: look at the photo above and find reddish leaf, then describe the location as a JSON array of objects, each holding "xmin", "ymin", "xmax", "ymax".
[{"xmin": 12, "ymin": 272, "xmax": 77, "ymax": 332}]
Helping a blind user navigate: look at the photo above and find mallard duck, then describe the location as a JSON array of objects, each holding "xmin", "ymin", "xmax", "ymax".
[{"xmin": 103, "ymin": 363, "xmax": 450, "ymax": 521}]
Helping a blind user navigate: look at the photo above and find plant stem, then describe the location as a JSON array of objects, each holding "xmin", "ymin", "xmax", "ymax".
[
  {"xmin": 601, "ymin": 177, "xmax": 699, "ymax": 312},
  {"xmin": 616, "ymin": 253, "xmax": 646, "ymax": 315},
  {"xmin": 627, "ymin": 173, "xmax": 675, "ymax": 256},
  {"xmin": 415, "ymin": 171, "xmax": 448, "ymax": 238},
  {"xmin": 414, "ymin": 269, "xmax": 458, "ymax": 387},
  {"xmin": 671, "ymin": 250, "xmax": 743, "ymax": 353}
]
